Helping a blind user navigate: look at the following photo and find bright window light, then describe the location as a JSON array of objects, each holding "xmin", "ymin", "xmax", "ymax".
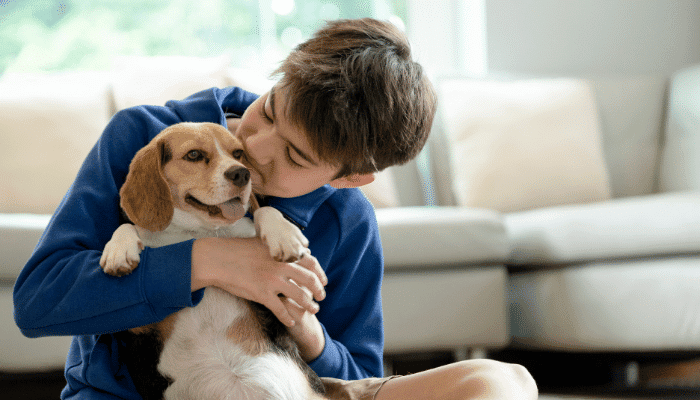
[
  {"xmin": 0, "ymin": 0, "xmax": 408, "ymax": 75},
  {"xmin": 271, "ymin": 0, "xmax": 295, "ymax": 16}
]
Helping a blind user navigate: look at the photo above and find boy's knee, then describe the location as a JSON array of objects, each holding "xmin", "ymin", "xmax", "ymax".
[{"xmin": 454, "ymin": 359, "xmax": 538, "ymax": 400}]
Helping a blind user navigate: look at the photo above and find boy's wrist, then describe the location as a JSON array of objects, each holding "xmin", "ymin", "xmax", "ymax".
[{"xmin": 191, "ymin": 237, "xmax": 218, "ymax": 291}]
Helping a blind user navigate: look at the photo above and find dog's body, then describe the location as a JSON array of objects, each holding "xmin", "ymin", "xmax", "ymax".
[{"xmin": 100, "ymin": 122, "xmax": 327, "ymax": 400}]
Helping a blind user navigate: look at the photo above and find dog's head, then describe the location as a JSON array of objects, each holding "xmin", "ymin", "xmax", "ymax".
[{"xmin": 120, "ymin": 122, "xmax": 259, "ymax": 232}]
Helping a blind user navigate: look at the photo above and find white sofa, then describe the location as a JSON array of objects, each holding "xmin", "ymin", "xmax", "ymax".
[
  {"xmin": 424, "ymin": 65, "xmax": 700, "ymax": 375},
  {"xmin": 4, "ymin": 57, "xmax": 699, "ymax": 379}
]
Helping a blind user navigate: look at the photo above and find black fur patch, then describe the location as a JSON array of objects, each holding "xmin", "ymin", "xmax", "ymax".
[
  {"xmin": 249, "ymin": 301, "xmax": 326, "ymax": 395},
  {"xmin": 116, "ymin": 329, "xmax": 171, "ymax": 400}
]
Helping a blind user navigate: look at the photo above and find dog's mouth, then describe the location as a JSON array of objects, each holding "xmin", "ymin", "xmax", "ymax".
[{"xmin": 185, "ymin": 194, "xmax": 245, "ymax": 221}]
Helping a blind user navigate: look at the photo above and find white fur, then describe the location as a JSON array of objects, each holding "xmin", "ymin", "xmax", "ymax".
[
  {"xmin": 254, "ymin": 207, "xmax": 309, "ymax": 261},
  {"xmin": 159, "ymin": 288, "xmax": 315, "ymax": 400},
  {"xmin": 102, "ymin": 206, "xmax": 316, "ymax": 399}
]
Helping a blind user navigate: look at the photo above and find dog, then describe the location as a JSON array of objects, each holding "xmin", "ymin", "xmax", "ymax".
[{"xmin": 100, "ymin": 122, "xmax": 327, "ymax": 400}]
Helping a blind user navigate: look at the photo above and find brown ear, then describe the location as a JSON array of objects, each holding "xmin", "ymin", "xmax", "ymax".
[
  {"xmin": 248, "ymin": 193, "xmax": 261, "ymax": 215},
  {"xmin": 120, "ymin": 139, "xmax": 174, "ymax": 232}
]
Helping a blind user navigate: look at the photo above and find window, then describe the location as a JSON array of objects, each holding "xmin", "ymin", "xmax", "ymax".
[{"xmin": 0, "ymin": 0, "xmax": 407, "ymax": 75}]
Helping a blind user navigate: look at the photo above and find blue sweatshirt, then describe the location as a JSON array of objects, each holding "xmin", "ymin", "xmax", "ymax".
[{"xmin": 13, "ymin": 87, "xmax": 384, "ymax": 399}]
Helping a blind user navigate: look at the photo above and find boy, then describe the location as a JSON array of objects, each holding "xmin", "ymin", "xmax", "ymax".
[{"xmin": 14, "ymin": 18, "xmax": 537, "ymax": 399}]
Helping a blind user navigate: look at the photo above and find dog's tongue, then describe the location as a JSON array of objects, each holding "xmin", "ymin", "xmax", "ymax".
[{"xmin": 219, "ymin": 198, "xmax": 244, "ymax": 221}]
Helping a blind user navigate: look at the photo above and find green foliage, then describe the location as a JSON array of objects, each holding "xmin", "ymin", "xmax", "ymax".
[{"xmin": 0, "ymin": 0, "xmax": 407, "ymax": 75}]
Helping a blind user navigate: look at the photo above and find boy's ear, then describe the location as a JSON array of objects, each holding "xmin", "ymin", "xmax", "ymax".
[{"xmin": 329, "ymin": 173, "xmax": 376, "ymax": 189}]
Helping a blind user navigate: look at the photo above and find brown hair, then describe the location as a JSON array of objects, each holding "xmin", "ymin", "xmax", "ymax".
[{"xmin": 274, "ymin": 18, "xmax": 437, "ymax": 178}]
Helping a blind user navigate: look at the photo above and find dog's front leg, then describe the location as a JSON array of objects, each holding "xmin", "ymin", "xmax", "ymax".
[
  {"xmin": 254, "ymin": 207, "xmax": 309, "ymax": 262},
  {"xmin": 100, "ymin": 223, "xmax": 145, "ymax": 276}
]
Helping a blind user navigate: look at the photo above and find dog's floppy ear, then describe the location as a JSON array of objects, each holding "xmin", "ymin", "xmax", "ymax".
[
  {"xmin": 248, "ymin": 194, "xmax": 261, "ymax": 215},
  {"xmin": 120, "ymin": 138, "xmax": 174, "ymax": 232}
]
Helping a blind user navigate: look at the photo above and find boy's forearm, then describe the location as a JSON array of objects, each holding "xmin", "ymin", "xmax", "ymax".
[{"xmin": 14, "ymin": 241, "xmax": 198, "ymax": 337}]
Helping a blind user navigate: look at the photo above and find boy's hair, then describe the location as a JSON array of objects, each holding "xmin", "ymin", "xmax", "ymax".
[{"xmin": 274, "ymin": 18, "xmax": 437, "ymax": 178}]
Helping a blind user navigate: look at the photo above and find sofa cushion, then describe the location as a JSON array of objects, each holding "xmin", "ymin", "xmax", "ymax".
[
  {"xmin": 0, "ymin": 72, "xmax": 112, "ymax": 214},
  {"xmin": 0, "ymin": 214, "xmax": 50, "ymax": 280},
  {"xmin": 383, "ymin": 267, "xmax": 509, "ymax": 352},
  {"xmin": 376, "ymin": 207, "xmax": 508, "ymax": 269},
  {"xmin": 659, "ymin": 64, "xmax": 700, "ymax": 192},
  {"xmin": 359, "ymin": 168, "xmax": 400, "ymax": 209},
  {"xmin": 510, "ymin": 256, "xmax": 700, "ymax": 351},
  {"xmin": 505, "ymin": 191, "xmax": 700, "ymax": 266},
  {"xmin": 438, "ymin": 78, "xmax": 612, "ymax": 212},
  {"xmin": 111, "ymin": 55, "xmax": 232, "ymax": 110},
  {"xmin": 589, "ymin": 76, "xmax": 668, "ymax": 197},
  {"xmin": 1, "ymin": 287, "xmax": 72, "ymax": 371}
]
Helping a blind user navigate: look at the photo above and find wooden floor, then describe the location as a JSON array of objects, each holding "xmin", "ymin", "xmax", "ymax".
[{"xmin": 6, "ymin": 351, "xmax": 700, "ymax": 400}]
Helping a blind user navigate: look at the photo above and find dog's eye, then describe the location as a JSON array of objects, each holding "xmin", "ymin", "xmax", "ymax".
[
  {"xmin": 185, "ymin": 150, "xmax": 204, "ymax": 162},
  {"xmin": 232, "ymin": 149, "xmax": 244, "ymax": 160}
]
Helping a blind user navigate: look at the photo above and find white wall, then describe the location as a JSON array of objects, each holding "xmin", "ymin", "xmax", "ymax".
[
  {"xmin": 486, "ymin": 0, "xmax": 700, "ymax": 75},
  {"xmin": 408, "ymin": 0, "xmax": 700, "ymax": 76}
]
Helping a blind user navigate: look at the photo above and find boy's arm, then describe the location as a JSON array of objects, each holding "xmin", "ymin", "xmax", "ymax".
[
  {"xmin": 297, "ymin": 192, "xmax": 385, "ymax": 380},
  {"xmin": 13, "ymin": 105, "xmax": 192, "ymax": 337},
  {"xmin": 13, "ymin": 87, "xmax": 258, "ymax": 337}
]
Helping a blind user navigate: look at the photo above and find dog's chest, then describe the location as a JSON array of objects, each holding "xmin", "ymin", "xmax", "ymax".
[{"xmin": 137, "ymin": 215, "xmax": 257, "ymax": 248}]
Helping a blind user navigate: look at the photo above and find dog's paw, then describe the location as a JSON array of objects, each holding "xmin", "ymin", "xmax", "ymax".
[
  {"xmin": 254, "ymin": 207, "xmax": 309, "ymax": 263},
  {"xmin": 100, "ymin": 224, "xmax": 145, "ymax": 276}
]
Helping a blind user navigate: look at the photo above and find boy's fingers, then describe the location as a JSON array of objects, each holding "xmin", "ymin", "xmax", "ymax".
[
  {"xmin": 284, "ymin": 279, "xmax": 320, "ymax": 314},
  {"xmin": 297, "ymin": 253, "xmax": 327, "ymax": 286},
  {"xmin": 288, "ymin": 264, "xmax": 325, "ymax": 302},
  {"xmin": 281, "ymin": 295, "xmax": 307, "ymax": 321},
  {"xmin": 266, "ymin": 296, "xmax": 296, "ymax": 327}
]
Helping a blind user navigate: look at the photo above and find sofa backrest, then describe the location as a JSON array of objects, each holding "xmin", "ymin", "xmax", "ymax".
[
  {"xmin": 3, "ymin": 61, "xmax": 696, "ymax": 215},
  {"xmin": 419, "ymin": 73, "xmax": 673, "ymax": 212}
]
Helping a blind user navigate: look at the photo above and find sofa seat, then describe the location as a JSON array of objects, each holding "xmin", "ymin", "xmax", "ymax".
[
  {"xmin": 376, "ymin": 207, "xmax": 510, "ymax": 353},
  {"xmin": 1, "ymin": 214, "xmax": 72, "ymax": 372},
  {"xmin": 509, "ymin": 256, "xmax": 700, "ymax": 351},
  {"xmin": 505, "ymin": 191, "xmax": 700, "ymax": 265},
  {"xmin": 506, "ymin": 192, "xmax": 700, "ymax": 351}
]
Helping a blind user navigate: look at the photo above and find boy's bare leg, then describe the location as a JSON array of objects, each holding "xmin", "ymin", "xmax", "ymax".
[
  {"xmin": 375, "ymin": 360, "xmax": 538, "ymax": 400},
  {"xmin": 323, "ymin": 359, "xmax": 537, "ymax": 400}
]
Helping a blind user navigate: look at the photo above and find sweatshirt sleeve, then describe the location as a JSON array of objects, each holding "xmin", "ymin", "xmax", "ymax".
[
  {"xmin": 304, "ymin": 192, "xmax": 385, "ymax": 380},
  {"xmin": 13, "ymin": 87, "xmax": 258, "ymax": 338}
]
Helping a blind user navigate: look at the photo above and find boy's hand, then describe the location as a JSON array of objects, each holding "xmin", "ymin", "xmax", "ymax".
[
  {"xmin": 283, "ymin": 290, "xmax": 326, "ymax": 362},
  {"xmin": 191, "ymin": 237, "xmax": 327, "ymax": 327}
]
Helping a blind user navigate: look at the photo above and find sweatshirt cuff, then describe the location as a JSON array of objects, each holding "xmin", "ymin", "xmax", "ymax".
[
  {"xmin": 307, "ymin": 324, "xmax": 342, "ymax": 378},
  {"xmin": 141, "ymin": 239, "xmax": 201, "ymax": 318}
]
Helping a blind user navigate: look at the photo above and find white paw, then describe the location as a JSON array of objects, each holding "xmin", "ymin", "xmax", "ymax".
[
  {"xmin": 100, "ymin": 224, "xmax": 145, "ymax": 276},
  {"xmin": 254, "ymin": 207, "xmax": 309, "ymax": 262}
]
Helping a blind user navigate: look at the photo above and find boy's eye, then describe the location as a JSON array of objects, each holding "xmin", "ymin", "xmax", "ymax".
[
  {"xmin": 232, "ymin": 149, "xmax": 244, "ymax": 160},
  {"xmin": 261, "ymin": 107, "xmax": 273, "ymax": 123},
  {"xmin": 286, "ymin": 147, "xmax": 303, "ymax": 168}
]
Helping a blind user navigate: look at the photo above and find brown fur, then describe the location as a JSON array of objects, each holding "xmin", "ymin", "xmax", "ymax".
[
  {"xmin": 226, "ymin": 302, "xmax": 272, "ymax": 356},
  {"xmin": 120, "ymin": 139, "xmax": 174, "ymax": 232},
  {"xmin": 120, "ymin": 122, "xmax": 255, "ymax": 232}
]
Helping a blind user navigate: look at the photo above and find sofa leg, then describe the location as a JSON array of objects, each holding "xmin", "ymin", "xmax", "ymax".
[
  {"xmin": 470, "ymin": 348, "xmax": 488, "ymax": 360},
  {"xmin": 612, "ymin": 361, "xmax": 640, "ymax": 388},
  {"xmin": 454, "ymin": 347, "xmax": 487, "ymax": 361},
  {"xmin": 383, "ymin": 357, "xmax": 394, "ymax": 377}
]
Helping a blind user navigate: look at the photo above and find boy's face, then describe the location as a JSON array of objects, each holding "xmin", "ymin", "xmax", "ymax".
[{"xmin": 231, "ymin": 86, "xmax": 344, "ymax": 198}]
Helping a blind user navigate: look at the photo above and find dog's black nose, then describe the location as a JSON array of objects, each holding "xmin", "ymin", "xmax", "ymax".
[{"xmin": 225, "ymin": 166, "xmax": 250, "ymax": 187}]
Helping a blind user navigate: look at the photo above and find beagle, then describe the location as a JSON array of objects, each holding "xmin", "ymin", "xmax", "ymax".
[{"xmin": 100, "ymin": 122, "xmax": 327, "ymax": 400}]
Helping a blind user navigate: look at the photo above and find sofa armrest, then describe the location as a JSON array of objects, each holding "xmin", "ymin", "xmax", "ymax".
[
  {"xmin": 504, "ymin": 191, "xmax": 700, "ymax": 266},
  {"xmin": 376, "ymin": 207, "xmax": 508, "ymax": 270},
  {"xmin": 0, "ymin": 214, "xmax": 51, "ymax": 281}
]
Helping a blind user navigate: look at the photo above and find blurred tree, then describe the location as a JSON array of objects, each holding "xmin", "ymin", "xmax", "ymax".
[{"xmin": 0, "ymin": 0, "xmax": 407, "ymax": 75}]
